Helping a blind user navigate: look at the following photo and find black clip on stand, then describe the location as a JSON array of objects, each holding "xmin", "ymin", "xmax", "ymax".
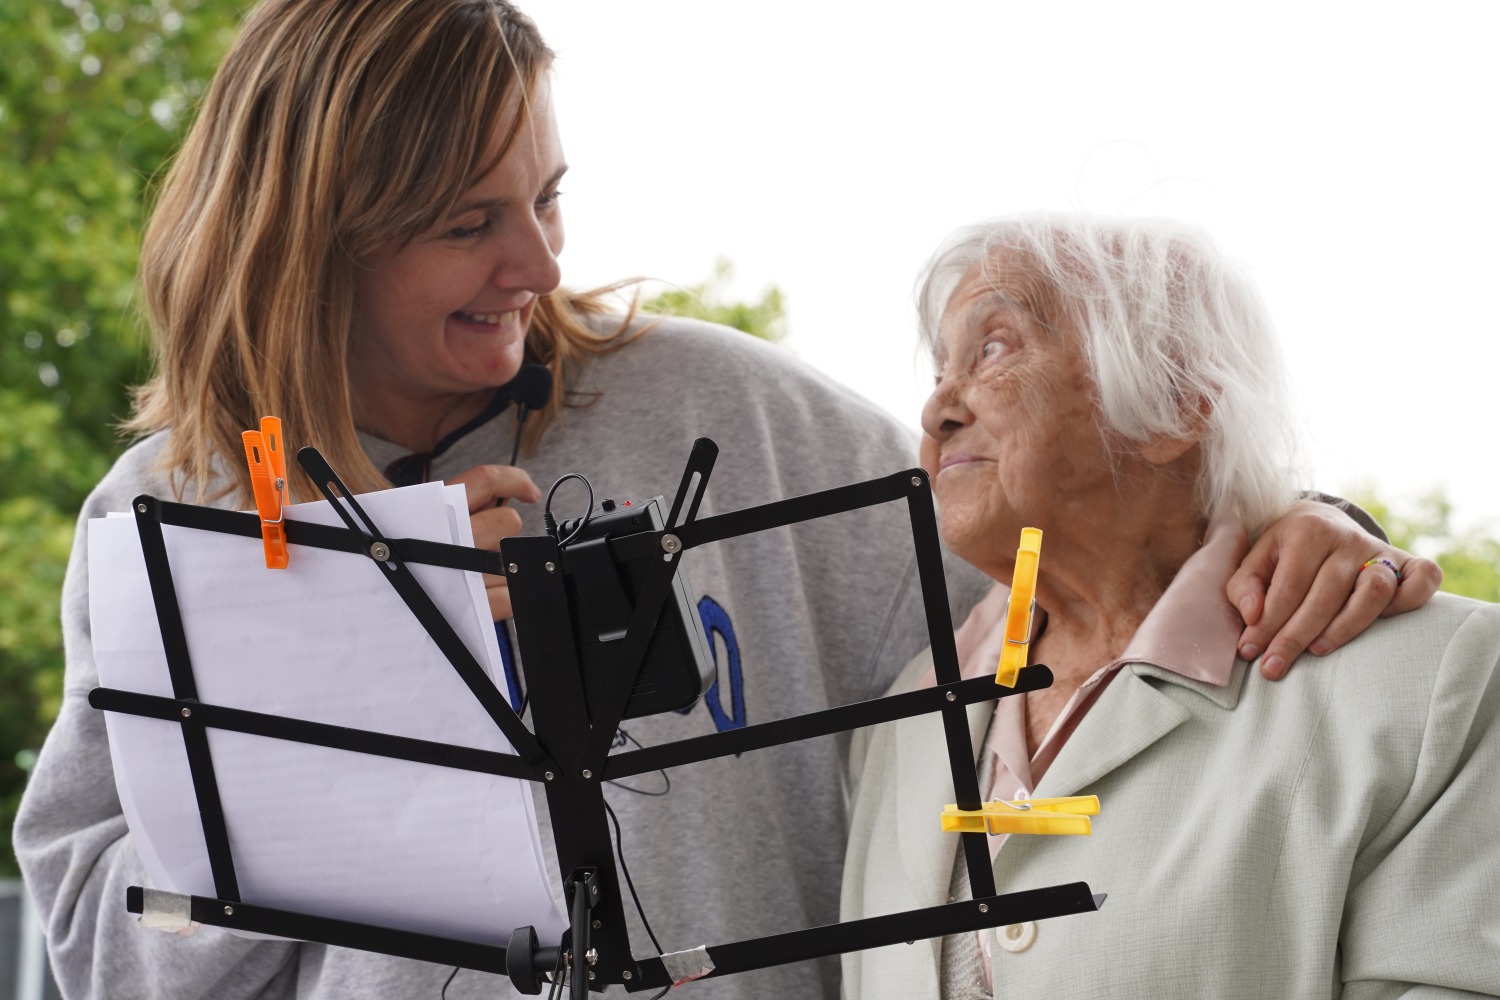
[{"xmin": 91, "ymin": 438, "xmax": 1103, "ymax": 998}]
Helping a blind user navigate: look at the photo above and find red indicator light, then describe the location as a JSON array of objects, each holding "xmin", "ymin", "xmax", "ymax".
[{"xmin": 623, "ymin": 500, "xmax": 631, "ymax": 506}]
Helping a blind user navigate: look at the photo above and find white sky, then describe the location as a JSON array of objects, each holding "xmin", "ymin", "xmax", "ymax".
[{"xmin": 525, "ymin": 0, "xmax": 1500, "ymax": 531}]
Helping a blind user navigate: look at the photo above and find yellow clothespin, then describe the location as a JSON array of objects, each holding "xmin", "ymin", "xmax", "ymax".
[
  {"xmin": 941, "ymin": 795, "xmax": 1099, "ymax": 836},
  {"xmin": 995, "ymin": 527, "xmax": 1042, "ymax": 687},
  {"xmin": 241, "ymin": 416, "xmax": 288, "ymax": 569}
]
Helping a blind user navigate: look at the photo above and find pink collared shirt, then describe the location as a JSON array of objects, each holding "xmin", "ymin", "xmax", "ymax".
[{"xmin": 918, "ymin": 519, "xmax": 1245, "ymax": 991}]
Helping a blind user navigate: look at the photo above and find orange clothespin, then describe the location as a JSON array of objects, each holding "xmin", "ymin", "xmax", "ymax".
[
  {"xmin": 995, "ymin": 527, "xmax": 1042, "ymax": 687},
  {"xmin": 241, "ymin": 416, "xmax": 288, "ymax": 569},
  {"xmin": 941, "ymin": 795, "xmax": 1099, "ymax": 836}
]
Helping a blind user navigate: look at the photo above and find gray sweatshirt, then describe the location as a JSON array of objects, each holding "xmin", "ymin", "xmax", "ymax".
[{"xmin": 16, "ymin": 317, "xmax": 990, "ymax": 1000}]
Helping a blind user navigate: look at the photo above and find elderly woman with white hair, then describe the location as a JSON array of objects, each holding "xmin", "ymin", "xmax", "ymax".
[{"xmin": 840, "ymin": 214, "xmax": 1500, "ymax": 999}]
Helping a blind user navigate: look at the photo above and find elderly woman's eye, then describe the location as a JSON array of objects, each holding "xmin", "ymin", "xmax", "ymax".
[{"xmin": 980, "ymin": 340, "xmax": 1006, "ymax": 362}]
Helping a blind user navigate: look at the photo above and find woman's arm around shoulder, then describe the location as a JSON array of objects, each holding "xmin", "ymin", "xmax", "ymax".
[{"xmin": 1229, "ymin": 498, "xmax": 1443, "ymax": 679}]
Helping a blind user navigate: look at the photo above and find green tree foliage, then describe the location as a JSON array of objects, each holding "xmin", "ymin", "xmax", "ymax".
[
  {"xmin": 0, "ymin": 0, "xmax": 242, "ymax": 873},
  {"xmin": 1353, "ymin": 490, "xmax": 1500, "ymax": 603},
  {"xmin": 640, "ymin": 257, "xmax": 787, "ymax": 342}
]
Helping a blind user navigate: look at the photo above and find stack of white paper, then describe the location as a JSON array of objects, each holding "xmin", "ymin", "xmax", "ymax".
[{"xmin": 89, "ymin": 482, "xmax": 565, "ymax": 945}]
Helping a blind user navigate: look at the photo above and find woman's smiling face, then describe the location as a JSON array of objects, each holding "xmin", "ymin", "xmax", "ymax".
[
  {"xmin": 919, "ymin": 257, "xmax": 1117, "ymax": 580},
  {"xmin": 348, "ymin": 82, "xmax": 567, "ymax": 444}
]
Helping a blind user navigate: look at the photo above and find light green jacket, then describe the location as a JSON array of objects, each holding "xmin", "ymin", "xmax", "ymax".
[{"xmin": 841, "ymin": 594, "xmax": 1500, "ymax": 999}]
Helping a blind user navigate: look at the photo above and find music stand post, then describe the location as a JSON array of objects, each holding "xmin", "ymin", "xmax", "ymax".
[{"xmin": 92, "ymin": 438, "xmax": 1104, "ymax": 997}]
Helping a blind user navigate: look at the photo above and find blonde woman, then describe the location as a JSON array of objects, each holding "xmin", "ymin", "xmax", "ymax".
[{"xmin": 15, "ymin": 2, "xmax": 1437, "ymax": 998}]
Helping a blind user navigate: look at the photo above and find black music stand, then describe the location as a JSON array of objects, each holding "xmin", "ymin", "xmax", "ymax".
[{"xmin": 91, "ymin": 437, "xmax": 1104, "ymax": 996}]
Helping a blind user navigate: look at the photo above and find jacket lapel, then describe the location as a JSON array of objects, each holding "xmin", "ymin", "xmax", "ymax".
[{"xmin": 1031, "ymin": 666, "xmax": 1192, "ymax": 800}]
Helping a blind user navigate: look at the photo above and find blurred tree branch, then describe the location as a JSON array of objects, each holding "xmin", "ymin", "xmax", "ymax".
[
  {"xmin": 1352, "ymin": 489, "xmax": 1500, "ymax": 602},
  {"xmin": 640, "ymin": 257, "xmax": 787, "ymax": 342}
]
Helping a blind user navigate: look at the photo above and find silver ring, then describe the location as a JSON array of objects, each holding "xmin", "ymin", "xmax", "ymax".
[{"xmin": 1361, "ymin": 557, "xmax": 1401, "ymax": 582}]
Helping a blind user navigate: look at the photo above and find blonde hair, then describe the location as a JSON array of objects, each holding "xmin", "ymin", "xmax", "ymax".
[
  {"xmin": 918, "ymin": 213, "xmax": 1302, "ymax": 533},
  {"xmin": 130, "ymin": 0, "xmax": 632, "ymax": 503}
]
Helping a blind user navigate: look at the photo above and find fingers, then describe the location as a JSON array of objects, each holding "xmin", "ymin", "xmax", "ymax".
[
  {"xmin": 1233, "ymin": 525, "xmax": 1323, "ymax": 665},
  {"xmin": 470, "ymin": 504, "xmax": 524, "ymax": 551},
  {"xmin": 1225, "ymin": 542, "xmax": 1273, "ymax": 629},
  {"xmin": 1233, "ymin": 499, "xmax": 1367, "ymax": 676},
  {"xmin": 1303, "ymin": 559, "xmax": 1400, "ymax": 654},
  {"xmin": 1233, "ymin": 498, "xmax": 1446, "ymax": 680},
  {"xmin": 445, "ymin": 465, "xmax": 542, "ymax": 512},
  {"xmin": 1257, "ymin": 556, "xmax": 1393, "ymax": 678},
  {"xmin": 484, "ymin": 575, "xmax": 511, "ymax": 622},
  {"xmin": 1252, "ymin": 556, "xmax": 1349, "ymax": 679},
  {"xmin": 1383, "ymin": 557, "xmax": 1443, "ymax": 616},
  {"xmin": 447, "ymin": 466, "xmax": 537, "ymax": 623}
]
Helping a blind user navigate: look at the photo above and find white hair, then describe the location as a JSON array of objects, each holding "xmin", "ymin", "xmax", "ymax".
[{"xmin": 917, "ymin": 213, "xmax": 1302, "ymax": 532}]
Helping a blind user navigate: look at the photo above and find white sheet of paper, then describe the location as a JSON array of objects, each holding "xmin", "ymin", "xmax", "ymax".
[{"xmin": 89, "ymin": 483, "xmax": 565, "ymax": 945}]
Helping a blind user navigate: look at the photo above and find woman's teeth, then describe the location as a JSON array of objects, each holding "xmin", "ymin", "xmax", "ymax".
[{"xmin": 456, "ymin": 310, "xmax": 518, "ymax": 325}]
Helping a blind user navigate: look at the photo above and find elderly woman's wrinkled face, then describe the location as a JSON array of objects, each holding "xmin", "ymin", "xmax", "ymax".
[{"xmin": 919, "ymin": 260, "xmax": 1117, "ymax": 580}]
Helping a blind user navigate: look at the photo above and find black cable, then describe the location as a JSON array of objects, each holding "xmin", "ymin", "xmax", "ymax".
[
  {"xmin": 497, "ymin": 405, "xmax": 526, "ymax": 510},
  {"xmin": 508, "ymin": 420, "xmax": 524, "ymax": 467},
  {"xmin": 605, "ymin": 727, "xmax": 672, "ymax": 797},
  {"xmin": 607, "ymin": 753, "xmax": 690, "ymax": 1000},
  {"xmin": 545, "ymin": 939, "xmax": 567, "ymax": 1000},
  {"xmin": 439, "ymin": 964, "xmax": 460, "ymax": 998},
  {"xmin": 542, "ymin": 472, "xmax": 594, "ymax": 545},
  {"xmin": 603, "ymin": 798, "xmax": 664, "ymax": 956}
]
